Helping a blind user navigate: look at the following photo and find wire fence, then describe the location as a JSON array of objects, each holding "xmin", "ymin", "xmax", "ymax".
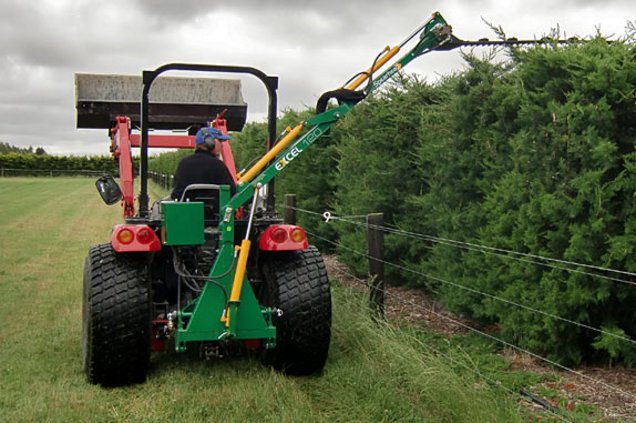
[
  {"xmin": 336, "ymin": 233, "xmax": 636, "ymax": 345},
  {"xmin": 149, "ymin": 171, "xmax": 174, "ymax": 190},
  {"xmin": 283, "ymin": 204, "xmax": 636, "ymax": 412},
  {"xmin": 0, "ymin": 169, "xmax": 173, "ymax": 184},
  {"xmin": 286, "ymin": 207, "xmax": 636, "ymax": 344},
  {"xmin": 289, "ymin": 206, "xmax": 636, "ymax": 286},
  {"xmin": 0, "ymin": 168, "xmax": 112, "ymax": 177}
]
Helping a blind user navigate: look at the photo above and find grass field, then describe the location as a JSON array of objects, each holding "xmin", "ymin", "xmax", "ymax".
[{"xmin": 0, "ymin": 177, "xmax": 541, "ymax": 422}]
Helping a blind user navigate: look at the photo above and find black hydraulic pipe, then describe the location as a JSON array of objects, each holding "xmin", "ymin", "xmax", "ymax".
[{"xmin": 138, "ymin": 63, "xmax": 278, "ymax": 217}]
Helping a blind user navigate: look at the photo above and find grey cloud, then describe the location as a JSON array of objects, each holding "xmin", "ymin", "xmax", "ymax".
[
  {"xmin": 561, "ymin": 0, "xmax": 636, "ymax": 6},
  {"xmin": 0, "ymin": 3, "xmax": 86, "ymax": 69},
  {"xmin": 136, "ymin": 0, "xmax": 394, "ymax": 22}
]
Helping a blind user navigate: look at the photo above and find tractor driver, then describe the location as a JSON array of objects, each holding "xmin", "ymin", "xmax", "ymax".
[{"xmin": 171, "ymin": 127, "xmax": 236, "ymax": 201}]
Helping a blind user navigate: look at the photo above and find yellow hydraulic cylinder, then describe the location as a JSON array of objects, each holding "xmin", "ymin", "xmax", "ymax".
[
  {"xmin": 223, "ymin": 239, "xmax": 251, "ymax": 329},
  {"xmin": 229, "ymin": 239, "xmax": 251, "ymax": 302},
  {"xmin": 344, "ymin": 45, "xmax": 401, "ymax": 91},
  {"xmin": 238, "ymin": 123, "xmax": 304, "ymax": 184}
]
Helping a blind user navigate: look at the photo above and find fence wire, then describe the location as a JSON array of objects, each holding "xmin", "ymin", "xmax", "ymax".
[
  {"xmin": 285, "ymin": 204, "xmax": 636, "ymax": 345},
  {"xmin": 293, "ymin": 212, "xmax": 636, "ymax": 347},
  {"xmin": 287, "ymin": 205, "xmax": 636, "ymax": 287},
  {"xmin": 0, "ymin": 168, "xmax": 109, "ymax": 177}
]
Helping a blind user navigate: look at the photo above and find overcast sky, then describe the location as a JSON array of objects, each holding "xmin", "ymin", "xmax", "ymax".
[{"xmin": 1, "ymin": 0, "xmax": 634, "ymax": 156}]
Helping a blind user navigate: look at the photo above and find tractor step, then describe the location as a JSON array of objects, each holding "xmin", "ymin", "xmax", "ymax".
[{"xmin": 75, "ymin": 73, "xmax": 247, "ymax": 131}]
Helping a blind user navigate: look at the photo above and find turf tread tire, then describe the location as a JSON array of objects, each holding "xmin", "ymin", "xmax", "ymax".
[
  {"xmin": 82, "ymin": 243, "xmax": 151, "ymax": 386},
  {"xmin": 262, "ymin": 245, "xmax": 331, "ymax": 375}
]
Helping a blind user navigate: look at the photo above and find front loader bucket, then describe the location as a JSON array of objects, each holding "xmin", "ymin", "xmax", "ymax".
[{"xmin": 75, "ymin": 74, "xmax": 247, "ymax": 131}]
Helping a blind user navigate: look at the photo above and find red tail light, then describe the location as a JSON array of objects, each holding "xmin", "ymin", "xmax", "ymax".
[
  {"xmin": 111, "ymin": 224, "xmax": 161, "ymax": 253},
  {"xmin": 136, "ymin": 227, "xmax": 154, "ymax": 244},
  {"xmin": 258, "ymin": 225, "xmax": 308, "ymax": 251},
  {"xmin": 271, "ymin": 227, "xmax": 288, "ymax": 243}
]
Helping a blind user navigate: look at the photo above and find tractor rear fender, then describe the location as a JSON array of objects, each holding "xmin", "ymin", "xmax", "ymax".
[
  {"xmin": 258, "ymin": 224, "xmax": 308, "ymax": 251},
  {"xmin": 111, "ymin": 224, "xmax": 161, "ymax": 253}
]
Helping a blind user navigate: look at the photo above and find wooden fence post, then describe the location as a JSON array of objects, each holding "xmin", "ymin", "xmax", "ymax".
[
  {"xmin": 367, "ymin": 213, "xmax": 385, "ymax": 319},
  {"xmin": 284, "ymin": 194, "xmax": 296, "ymax": 224}
]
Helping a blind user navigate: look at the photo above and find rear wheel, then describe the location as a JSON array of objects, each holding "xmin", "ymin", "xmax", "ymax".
[
  {"xmin": 261, "ymin": 246, "xmax": 331, "ymax": 375},
  {"xmin": 82, "ymin": 243, "xmax": 151, "ymax": 386}
]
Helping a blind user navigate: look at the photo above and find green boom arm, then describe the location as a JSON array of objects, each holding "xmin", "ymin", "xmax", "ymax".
[
  {"xmin": 175, "ymin": 11, "xmax": 577, "ymax": 346},
  {"xmin": 228, "ymin": 12, "xmax": 452, "ymax": 213},
  {"xmin": 175, "ymin": 12, "xmax": 453, "ymax": 346}
]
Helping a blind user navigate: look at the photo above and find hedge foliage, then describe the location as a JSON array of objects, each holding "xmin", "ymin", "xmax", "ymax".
[
  {"xmin": 332, "ymin": 38, "xmax": 636, "ymax": 365},
  {"xmin": 149, "ymin": 37, "xmax": 636, "ymax": 365}
]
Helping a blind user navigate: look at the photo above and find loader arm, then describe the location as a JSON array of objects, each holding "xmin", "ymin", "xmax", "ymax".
[{"xmin": 111, "ymin": 116, "xmax": 135, "ymax": 217}]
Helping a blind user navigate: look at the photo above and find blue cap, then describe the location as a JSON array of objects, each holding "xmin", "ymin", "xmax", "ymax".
[{"xmin": 195, "ymin": 127, "xmax": 230, "ymax": 145}]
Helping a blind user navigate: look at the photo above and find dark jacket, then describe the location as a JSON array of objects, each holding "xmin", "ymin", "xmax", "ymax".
[{"xmin": 171, "ymin": 149, "xmax": 236, "ymax": 200}]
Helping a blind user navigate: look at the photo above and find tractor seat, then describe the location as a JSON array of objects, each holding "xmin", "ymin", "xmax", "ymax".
[{"xmin": 180, "ymin": 184, "xmax": 221, "ymax": 227}]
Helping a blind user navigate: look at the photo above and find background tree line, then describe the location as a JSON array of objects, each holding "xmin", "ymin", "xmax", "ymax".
[
  {"xmin": 0, "ymin": 152, "xmax": 137, "ymax": 174},
  {"xmin": 149, "ymin": 37, "xmax": 636, "ymax": 365},
  {"xmin": 0, "ymin": 142, "xmax": 47, "ymax": 155}
]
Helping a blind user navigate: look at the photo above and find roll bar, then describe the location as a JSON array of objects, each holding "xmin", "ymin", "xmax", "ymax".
[{"xmin": 138, "ymin": 63, "xmax": 279, "ymax": 217}]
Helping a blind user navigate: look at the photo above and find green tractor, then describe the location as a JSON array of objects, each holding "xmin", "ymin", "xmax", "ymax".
[{"xmin": 77, "ymin": 12, "xmax": 504, "ymax": 386}]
